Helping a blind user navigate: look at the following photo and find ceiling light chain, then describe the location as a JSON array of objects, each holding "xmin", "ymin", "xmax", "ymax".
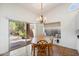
[{"xmin": 39, "ymin": 3, "xmax": 46, "ymax": 24}]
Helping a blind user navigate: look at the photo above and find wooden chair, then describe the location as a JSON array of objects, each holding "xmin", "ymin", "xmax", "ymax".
[
  {"xmin": 32, "ymin": 40, "xmax": 48, "ymax": 56},
  {"xmin": 37, "ymin": 40, "xmax": 48, "ymax": 56},
  {"xmin": 32, "ymin": 43, "xmax": 37, "ymax": 56},
  {"xmin": 32, "ymin": 40, "xmax": 53, "ymax": 56}
]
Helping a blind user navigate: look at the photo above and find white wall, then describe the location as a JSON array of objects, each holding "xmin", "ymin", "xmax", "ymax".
[
  {"xmin": 76, "ymin": 38, "xmax": 79, "ymax": 52},
  {"xmin": 0, "ymin": 17, "xmax": 9, "ymax": 54},
  {"xmin": 31, "ymin": 24, "xmax": 44, "ymax": 44},
  {"xmin": 75, "ymin": 12, "xmax": 79, "ymax": 30},
  {"xmin": 45, "ymin": 4, "xmax": 78, "ymax": 49},
  {"xmin": 75, "ymin": 12, "xmax": 79, "ymax": 52},
  {"xmin": 35, "ymin": 24, "xmax": 44, "ymax": 37}
]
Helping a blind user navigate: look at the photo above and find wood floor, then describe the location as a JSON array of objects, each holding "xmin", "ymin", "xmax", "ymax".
[
  {"xmin": 0, "ymin": 44, "xmax": 79, "ymax": 56},
  {"xmin": 32, "ymin": 44, "xmax": 79, "ymax": 56},
  {"xmin": 52, "ymin": 45, "xmax": 79, "ymax": 56}
]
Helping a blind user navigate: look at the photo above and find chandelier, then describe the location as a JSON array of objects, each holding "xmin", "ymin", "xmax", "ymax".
[{"xmin": 37, "ymin": 3, "xmax": 46, "ymax": 24}]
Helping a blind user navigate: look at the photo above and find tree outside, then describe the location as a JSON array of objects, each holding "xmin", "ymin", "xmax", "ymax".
[{"xmin": 9, "ymin": 20, "xmax": 27, "ymax": 39}]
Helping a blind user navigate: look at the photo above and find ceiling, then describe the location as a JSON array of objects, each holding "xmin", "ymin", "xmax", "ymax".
[{"xmin": 19, "ymin": 3, "xmax": 63, "ymax": 15}]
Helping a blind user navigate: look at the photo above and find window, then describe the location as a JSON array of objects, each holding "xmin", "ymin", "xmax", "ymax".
[{"xmin": 9, "ymin": 20, "xmax": 31, "ymax": 51}]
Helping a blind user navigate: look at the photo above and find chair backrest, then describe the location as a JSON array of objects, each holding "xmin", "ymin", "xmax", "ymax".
[
  {"xmin": 32, "ymin": 40, "xmax": 53, "ymax": 56},
  {"xmin": 37, "ymin": 40, "xmax": 48, "ymax": 56},
  {"xmin": 37, "ymin": 40, "xmax": 48, "ymax": 44}
]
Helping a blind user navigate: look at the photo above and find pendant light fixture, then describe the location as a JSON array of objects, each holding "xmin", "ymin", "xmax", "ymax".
[{"xmin": 37, "ymin": 3, "xmax": 46, "ymax": 24}]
